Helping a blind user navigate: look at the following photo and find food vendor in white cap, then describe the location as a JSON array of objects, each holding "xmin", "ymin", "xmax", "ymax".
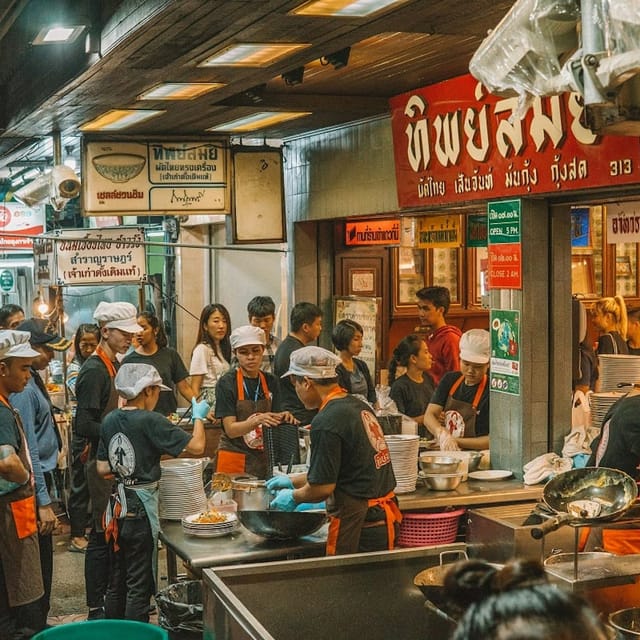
[
  {"xmin": 96, "ymin": 363, "xmax": 208, "ymax": 622},
  {"xmin": 214, "ymin": 325, "xmax": 297, "ymax": 478},
  {"xmin": 0, "ymin": 330, "xmax": 44, "ymax": 637},
  {"xmin": 74, "ymin": 301, "xmax": 143, "ymax": 621},
  {"xmin": 267, "ymin": 346, "xmax": 401, "ymax": 556},
  {"xmin": 423, "ymin": 328, "xmax": 491, "ymax": 451}
]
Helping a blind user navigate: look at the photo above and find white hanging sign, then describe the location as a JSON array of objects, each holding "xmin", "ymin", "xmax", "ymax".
[{"xmin": 607, "ymin": 201, "xmax": 640, "ymax": 243}]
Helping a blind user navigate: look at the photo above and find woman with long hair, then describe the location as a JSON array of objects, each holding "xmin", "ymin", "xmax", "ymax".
[
  {"xmin": 122, "ymin": 311, "xmax": 195, "ymax": 416},
  {"xmin": 388, "ymin": 334, "xmax": 435, "ymax": 432},
  {"xmin": 591, "ymin": 295, "xmax": 629, "ymax": 355},
  {"xmin": 189, "ymin": 304, "xmax": 232, "ymax": 417}
]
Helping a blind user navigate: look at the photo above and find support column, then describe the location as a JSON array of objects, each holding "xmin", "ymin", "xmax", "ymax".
[{"xmin": 489, "ymin": 198, "xmax": 551, "ymax": 476}]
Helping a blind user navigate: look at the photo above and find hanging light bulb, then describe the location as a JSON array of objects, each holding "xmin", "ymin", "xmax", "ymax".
[{"xmin": 36, "ymin": 298, "xmax": 49, "ymax": 317}]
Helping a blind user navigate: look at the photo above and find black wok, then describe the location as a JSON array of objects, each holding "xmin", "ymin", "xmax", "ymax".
[
  {"xmin": 237, "ymin": 510, "xmax": 326, "ymax": 540},
  {"xmin": 531, "ymin": 467, "xmax": 638, "ymax": 539}
]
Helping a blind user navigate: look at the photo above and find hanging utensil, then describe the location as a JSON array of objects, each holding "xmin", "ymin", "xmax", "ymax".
[{"xmin": 530, "ymin": 466, "xmax": 638, "ymax": 540}]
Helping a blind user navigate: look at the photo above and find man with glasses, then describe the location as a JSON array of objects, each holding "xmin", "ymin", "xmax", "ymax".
[
  {"xmin": 74, "ymin": 302, "xmax": 142, "ymax": 620},
  {"xmin": 416, "ymin": 286, "xmax": 461, "ymax": 385},
  {"xmin": 423, "ymin": 329, "xmax": 490, "ymax": 451}
]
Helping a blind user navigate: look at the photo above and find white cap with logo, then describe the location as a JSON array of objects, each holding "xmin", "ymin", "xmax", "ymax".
[
  {"xmin": 0, "ymin": 330, "xmax": 40, "ymax": 360},
  {"xmin": 459, "ymin": 329, "xmax": 490, "ymax": 364},
  {"xmin": 93, "ymin": 301, "xmax": 143, "ymax": 334},
  {"xmin": 281, "ymin": 346, "xmax": 340, "ymax": 379},
  {"xmin": 115, "ymin": 363, "xmax": 171, "ymax": 400}
]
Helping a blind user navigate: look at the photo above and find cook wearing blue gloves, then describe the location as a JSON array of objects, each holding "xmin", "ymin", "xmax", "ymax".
[
  {"xmin": 270, "ymin": 488, "xmax": 297, "ymax": 511},
  {"xmin": 266, "ymin": 475, "xmax": 294, "ymax": 492},
  {"xmin": 191, "ymin": 396, "xmax": 210, "ymax": 422}
]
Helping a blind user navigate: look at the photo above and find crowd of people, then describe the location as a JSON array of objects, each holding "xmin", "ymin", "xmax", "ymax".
[{"xmin": 0, "ymin": 286, "xmax": 511, "ymax": 638}]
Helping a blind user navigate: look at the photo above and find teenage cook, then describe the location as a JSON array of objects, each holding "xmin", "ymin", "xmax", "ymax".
[
  {"xmin": 268, "ymin": 346, "xmax": 401, "ymax": 555},
  {"xmin": 423, "ymin": 329, "xmax": 491, "ymax": 452}
]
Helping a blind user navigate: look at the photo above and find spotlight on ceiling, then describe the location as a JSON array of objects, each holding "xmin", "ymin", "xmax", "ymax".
[
  {"xmin": 321, "ymin": 46, "xmax": 351, "ymax": 70},
  {"xmin": 282, "ymin": 66, "xmax": 305, "ymax": 86}
]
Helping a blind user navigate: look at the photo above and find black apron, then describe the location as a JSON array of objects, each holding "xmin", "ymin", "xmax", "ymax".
[{"xmin": 443, "ymin": 374, "xmax": 487, "ymax": 438}]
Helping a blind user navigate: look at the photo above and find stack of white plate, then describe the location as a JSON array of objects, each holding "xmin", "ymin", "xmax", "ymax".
[
  {"xmin": 159, "ymin": 458, "xmax": 207, "ymax": 520},
  {"xmin": 384, "ymin": 434, "xmax": 420, "ymax": 494},
  {"xmin": 181, "ymin": 511, "xmax": 238, "ymax": 538},
  {"xmin": 598, "ymin": 355, "xmax": 640, "ymax": 392},
  {"xmin": 590, "ymin": 391, "xmax": 625, "ymax": 429}
]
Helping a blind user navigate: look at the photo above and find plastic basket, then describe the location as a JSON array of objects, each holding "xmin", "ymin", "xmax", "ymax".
[
  {"xmin": 33, "ymin": 620, "xmax": 168, "ymax": 639},
  {"xmin": 397, "ymin": 509, "xmax": 465, "ymax": 547}
]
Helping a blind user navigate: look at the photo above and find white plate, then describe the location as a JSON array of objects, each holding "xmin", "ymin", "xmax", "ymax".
[{"xmin": 468, "ymin": 470, "xmax": 513, "ymax": 481}]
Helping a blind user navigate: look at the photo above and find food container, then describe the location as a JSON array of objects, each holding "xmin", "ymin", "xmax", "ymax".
[
  {"xmin": 419, "ymin": 455, "xmax": 462, "ymax": 474},
  {"xmin": 433, "ymin": 451, "xmax": 482, "ymax": 481},
  {"xmin": 422, "ymin": 473, "xmax": 463, "ymax": 491},
  {"xmin": 609, "ymin": 607, "xmax": 640, "ymax": 638},
  {"xmin": 231, "ymin": 477, "xmax": 269, "ymax": 511}
]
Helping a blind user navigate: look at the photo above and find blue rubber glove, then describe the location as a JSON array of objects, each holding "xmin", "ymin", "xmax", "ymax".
[
  {"xmin": 269, "ymin": 489, "xmax": 297, "ymax": 512},
  {"xmin": 191, "ymin": 397, "xmax": 210, "ymax": 422},
  {"xmin": 266, "ymin": 475, "xmax": 294, "ymax": 493},
  {"xmin": 295, "ymin": 501, "xmax": 326, "ymax": 512}
]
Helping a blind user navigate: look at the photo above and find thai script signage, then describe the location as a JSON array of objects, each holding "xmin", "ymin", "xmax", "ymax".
[
  {"xmin": 83, "ymin": 140, "xmax": 229, "ymax": 215},
  {"xmin": 33, "ymin": 228, "xmax": 147, "ymax": 286},
  {"xmin": 0, "ymin": 203, "xmax": 45, "ymax": 250},
  {"xmin": 417, "ymin": 215, "xmax": 460, "ymax": 248},
  {"xmin": 345, "ymin": 219, "xmax": 400, "ymax": 245},
  {"xmin": 606, "ymin": 201, "xmax": 640, "ymax": 243},
  {"xmin": 487, "ymin": 199, "xmax": 521, "ymax": 289},
  {"xmin": 390, "ymin": 74, "xmax": 640, "ymax": 207}
]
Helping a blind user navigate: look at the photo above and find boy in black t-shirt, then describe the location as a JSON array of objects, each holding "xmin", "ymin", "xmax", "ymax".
[{"xmin": 96, "ymin": 363, "xmax": 209, "ymax": 622}]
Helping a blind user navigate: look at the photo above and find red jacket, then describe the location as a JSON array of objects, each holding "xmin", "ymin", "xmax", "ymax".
[{"xmin": 427, "ymin": 324, "xmax": 462, "ymax": 385}]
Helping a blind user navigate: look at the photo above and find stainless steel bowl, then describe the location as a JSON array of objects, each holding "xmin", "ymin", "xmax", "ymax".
[
  {"xmin": 419, "ymin": 456, "xmax": 462, "ymax": 474},
  {"xmin": 422, "ymin": 473, "xmax": 463, "ymax": 491},
  {"xmin": 467, "ymin": 452, "xmax": 483, "ymax": 472}
]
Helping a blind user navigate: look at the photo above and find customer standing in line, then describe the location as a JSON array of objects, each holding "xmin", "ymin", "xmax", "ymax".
[
  {"xmin": 189, "ymin": 304, "xmax": 231, "ymax": 422},
  {"xmin": 11, "ymin": 319, "xmax": 71, "ymax": 630},
  {"xmin": 123, "ymin": 311, "xmax": 195, "ymax": 416},
  {"xmin": 273, "ymin": 302, "xmax": 323, "ymax": 425},
  {"xmin": 590, "ymin": 295, "xmax": 629, "ymax": 355},
  {"xmin": 388, "ymin": 334, "xmax": 435, "ymax": 434},
  {"xmin": 96, "ymin": 363, "xmax": 208, "ymax": 622},
  {"xmin": 332, "ymin": 319, "xmax": 376, "ymax": 407},
  {"xmin": 74, "ymin": 302, "xmax": 142, "ymax": 621},
  {"xmin": 247, "ymin": 296, "xmax": 281, "ymax": 374},
  {"xmin": 66, "ymin": 323, "xmax": 100, "ymax": 553},
  {"xmin": 415, "ymin": 286, "xmax": 461, "ymax": 385},
  {"xmin": 0, "ymin": 330, "xmax": 44, "ymax": 640}
]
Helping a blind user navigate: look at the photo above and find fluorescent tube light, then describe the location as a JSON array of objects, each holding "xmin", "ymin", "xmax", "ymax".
[
  {"xmin": 79, "ymin": 109, "xmax": 165, "ymax": 131},
  {"xmin": 33, "ymin": 25, "xmax": 86, "ymax": 45},
  {"xmin": 138, "ymin": 83, "xmax": 225, "ymax": 101},
  {"xmin": 292, "ymin": 0, "xmax": 408, "ymax": 17},
  {"xmin": 199, "ymin": 43, "xmax": 309, "ymax": 67},
  {"xmin": 208, "ymin": 111, "xmax": 312, "ymax": 132}
]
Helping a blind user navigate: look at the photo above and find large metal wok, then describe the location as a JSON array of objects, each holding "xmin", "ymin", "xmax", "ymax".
[
  {"xmin": 530, "ymin": 467, "xmax": 638, "ymax": 540},
  {"xmin": 237, "ymin": 510, "xmax": 326, "ymax": 540}
]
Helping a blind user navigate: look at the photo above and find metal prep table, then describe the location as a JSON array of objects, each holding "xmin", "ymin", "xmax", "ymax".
[
  {"xmin": 203, "ymin": 544, "xmax": 466, "ymax": 640},
  {"xmin": 159, "ymin": 520, "xmax": 327, "ymax": 583}
]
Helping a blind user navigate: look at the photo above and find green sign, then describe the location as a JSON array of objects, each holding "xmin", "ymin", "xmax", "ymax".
[
  {"xmin": 488, "ymin": 199, "xmax": 521, "ymax": 244},
  {"xmin": 490, "ymin": 309, "xmax": 520, "ymax": 396},
  {"xmin": 467, "ymin": 214, "xmax": 487, "ymax": 247},
  {"xmin": 0, "ymin": 269, "xmax": 15, "ymax": 293}
]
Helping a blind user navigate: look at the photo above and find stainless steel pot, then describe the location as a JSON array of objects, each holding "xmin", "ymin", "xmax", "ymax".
[
  {"xmin": 231, "ymin": 477, "xmax": 269, "ymax": 511},
  {"xmin": 610, "ymin": 608, "xmax": 640, "ymax": 638}
]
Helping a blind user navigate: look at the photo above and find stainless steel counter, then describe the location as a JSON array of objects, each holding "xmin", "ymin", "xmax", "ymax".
[
  {"xmin": 159, "ymin": 520, "xmax": 327, "ymax": 583},
  {"xmin": 397, "ymin": 477, "xmax": 543, "ymax": 510}
]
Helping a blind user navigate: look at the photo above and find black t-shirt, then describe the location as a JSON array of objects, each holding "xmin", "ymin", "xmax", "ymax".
[
  {"xmin": 431, "ymin": 372, "xmax": 490, "ymax": 437},
  {"xmin": 389, "ymin": 374, "xmax": 435, "ymax": 418},
  {"xmin": 588, "ymin": 394, "xmax": 640, "ymax": 478},
  {"xmin": 597, "ymin": 332, "xmax": 629, "ymax": 355},
  {"xmin": 122, "ymin": 347, "xmax": 190, "ymax": 416},
  {"xmin": 97, "ymin": 408, "xmax": 191, "ymax": 485},
  {"xmin": 273, "ymin": 335, "xmax": 317, "ymax": 424},
  {"xmin": 0, "ymin": 404, "xmax": 21, "ymax": 451},
  {"xmin": 307, "ymin": 394, "xmax": 396, "ymax": 500},
  {"xmin": 214, "ymin": 369, "xmax": 281, "ymax": 418}
]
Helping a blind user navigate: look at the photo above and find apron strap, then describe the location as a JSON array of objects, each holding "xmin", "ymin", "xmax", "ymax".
[
  {"xmin": 367, "ymin": 491, "xmax": 402, "ymax": 550},
  {"xmin": 94, "ymin": 345, "xmax": 117, "ymax": 378},
  {"xmin": 448, "ymin": 374, "xmax": 487, "ymax": 409},
  {"xmin": 236, "ymin": 369, "xmax": 270, "ymax": 401}
]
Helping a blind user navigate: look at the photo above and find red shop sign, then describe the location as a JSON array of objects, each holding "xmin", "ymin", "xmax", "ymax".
[
  {"xmin": 488, "ymin": 243, "xmax": 522, "ymax": 289},
  {"xmin": 389, "ymin": 74, "xmax": 640, "ymax": 208}
]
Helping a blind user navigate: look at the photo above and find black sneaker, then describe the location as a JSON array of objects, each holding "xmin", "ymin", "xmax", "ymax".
[{"xmin": 87, "ymin": 607, "xmax": 105, "ymax": 620}]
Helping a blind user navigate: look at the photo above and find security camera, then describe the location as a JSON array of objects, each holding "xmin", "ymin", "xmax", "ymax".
[
  {"xmin": 13, "ymin": 171, "xmax": 51, "ymax": 207},
  {"xmin": 50, "ymin": 164, "xmax": 81, "ymax": 200}
]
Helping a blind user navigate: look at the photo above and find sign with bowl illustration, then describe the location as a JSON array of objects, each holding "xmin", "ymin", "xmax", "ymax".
[
  {"xmin": 83, "ymin": 140, "xmax": 229, "ymax": 215},
  {"xmin": 33, "ymin": 227, "xmax": 146, "ymax": 285}
]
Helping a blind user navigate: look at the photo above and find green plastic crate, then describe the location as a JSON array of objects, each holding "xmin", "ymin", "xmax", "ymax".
[{"xmin": 33, "ymin": 620, "xmax": 168, "ymax": 639}]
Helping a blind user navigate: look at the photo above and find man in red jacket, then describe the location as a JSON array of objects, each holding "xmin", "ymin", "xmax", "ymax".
[{"xmin": 416, "ymin": 286, "xmax": 462, "ymax": 385}]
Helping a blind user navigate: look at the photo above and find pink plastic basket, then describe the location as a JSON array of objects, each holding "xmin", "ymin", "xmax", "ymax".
[{"xmin": 397, "ymin": 509, "xmax": 465, "ymax": 547}]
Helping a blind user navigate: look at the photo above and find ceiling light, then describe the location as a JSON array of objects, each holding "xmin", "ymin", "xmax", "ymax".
[
  {"xmin": 291, "ymin": 0, "xmax": 409, "ymax": 17},
  {"xmin": 79, "ymin": 109, "xmax": 165, "ymax": 131},
  {"xmin": 138, "ymin": 82, "xmax": 225, "ymax": 101},
  {"xmin": 282, "ymin": 67, "xmax": 305, "ymax": 86},
  {"xmin": 33, "ymin": 25, "xmax": 86, "ymax": 45},
  {"xmin": 321, "ymin": 47, "xmax": 351, "ymax": 69},
  {"xmin": 207, "ymin": 111, "xmax": 312, "ymax": 132},
  {"xmin": 199, "ymin": 43, "xmax": 309, "ymax": 67}
]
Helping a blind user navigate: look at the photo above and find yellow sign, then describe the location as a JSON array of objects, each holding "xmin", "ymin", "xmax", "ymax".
[{"xmin": 418, "ymin": 215, "xmax": 461, "ymax": 247}]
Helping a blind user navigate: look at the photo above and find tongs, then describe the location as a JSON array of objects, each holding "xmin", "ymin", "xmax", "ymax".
[{"xmin": 617, "ymin": 382, "xmax": 640, "ymax": 389}]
